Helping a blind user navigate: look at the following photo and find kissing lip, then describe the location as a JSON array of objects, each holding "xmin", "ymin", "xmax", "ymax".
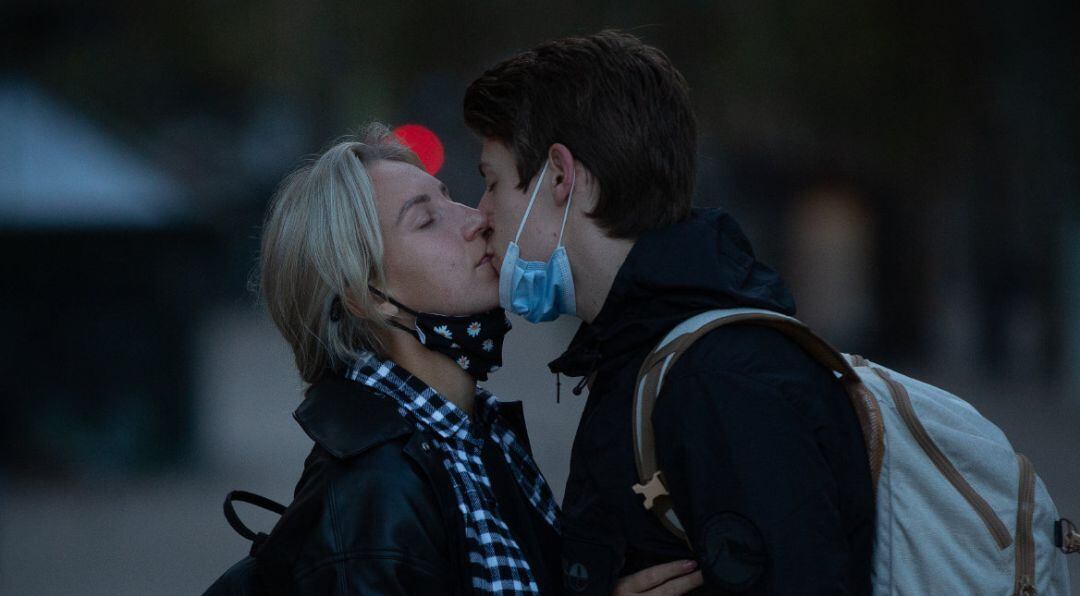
[{"xmin": 477, "ymin": 252, "xmax": 494, "ymax": 267}]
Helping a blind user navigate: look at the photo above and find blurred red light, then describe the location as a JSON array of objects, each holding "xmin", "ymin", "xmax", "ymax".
[{"xmin": 392, "ymin": 124, "xmax": 445, "ymax": 175}]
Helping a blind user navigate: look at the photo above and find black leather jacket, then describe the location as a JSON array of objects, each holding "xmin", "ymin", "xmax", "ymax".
[{"xmin": 204, "ymin": 373, "xmax": 559, "ymax": 595}]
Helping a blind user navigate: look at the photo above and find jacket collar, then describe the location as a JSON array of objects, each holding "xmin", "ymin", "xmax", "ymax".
[
  {"xmin": 293, "ymin": 374, "xmax": 413, "ymax": 459},
  {"xmin": 294, "ymin": 372, "xmax": 531, "ymax": 459},
  {"xmin": 548, "ymin": 208, "xmax": 796, "ymax": 378}
]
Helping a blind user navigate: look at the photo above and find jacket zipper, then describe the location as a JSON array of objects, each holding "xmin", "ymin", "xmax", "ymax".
[
  {"xmin": 872, "ymin": 367, "xmax": 1013, "ymax": 549},
  {"xmin": 1015, "ymin": 453, "xmax": 1037, "ymax": 595}
]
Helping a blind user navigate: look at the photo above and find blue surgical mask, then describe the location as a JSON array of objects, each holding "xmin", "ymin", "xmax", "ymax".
[{"xmin": 498, "ymin": 160, "xmax": 577, "ymax": 323}]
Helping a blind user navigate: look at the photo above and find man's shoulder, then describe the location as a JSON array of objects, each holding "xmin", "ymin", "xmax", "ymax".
[
  {"xmin": 648, "ymin": 319, "xmax": 846, "ymax": 426},
  {"xmin": 665, "ymin": 321, "xmax": 820, "ymax": 380}
]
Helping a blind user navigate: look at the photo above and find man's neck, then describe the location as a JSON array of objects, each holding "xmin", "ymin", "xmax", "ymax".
[
  {"xmin": 569, "ymin": 231, "xmax": 635, "ymax": 324},
  {"xmin": 383, "ymin": 329, "xmax": 476, "ymax": 417}
]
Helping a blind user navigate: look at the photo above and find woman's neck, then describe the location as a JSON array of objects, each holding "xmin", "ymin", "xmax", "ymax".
[{"xmin": 382, "ymin": 328, "xmax": 477, "ymax": 417}]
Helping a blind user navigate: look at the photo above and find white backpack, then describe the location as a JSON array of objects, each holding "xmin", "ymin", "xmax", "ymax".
[{"xmin": 630, "ymin": 308, "xmax": 1078, "ymax": 595}]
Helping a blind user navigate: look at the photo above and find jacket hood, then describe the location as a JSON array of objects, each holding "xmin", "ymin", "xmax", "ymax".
[{"xmin": 549, "ymin": 208, "xmax": 796, "ymax": 377}]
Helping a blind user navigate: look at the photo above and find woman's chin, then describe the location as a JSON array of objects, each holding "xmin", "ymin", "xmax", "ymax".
[
  {"xmin": 475, "ymin": 280, "xmax": 501, "ymax": 308},
  {"xmin": 442, "ymin": 279, "xmax": 500, "ymax": 315},
  {"xmin": 477, "ymin": 298, "xmax": 502, "ymax": 314},
  {"xmin": 446, "ymin": 297, "xmax": 500, "ymax": 317}
]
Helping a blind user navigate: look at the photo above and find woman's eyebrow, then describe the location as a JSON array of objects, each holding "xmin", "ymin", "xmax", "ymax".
[{"xmin": 396, "ymin": 194, "xmax": 431, "ymax": 226}]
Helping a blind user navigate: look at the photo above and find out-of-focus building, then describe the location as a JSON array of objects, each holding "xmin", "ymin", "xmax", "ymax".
[{"xmin": 0, "ymin": 79, "xmax": 215, "ymax": 475}]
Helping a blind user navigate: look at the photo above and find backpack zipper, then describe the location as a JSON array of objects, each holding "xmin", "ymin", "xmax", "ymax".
[
  {"xmin": 871, "ymin": 367, "xmax": 1013, "ymax": 549},
  {"xmin": 1014, "ymin": 454, "xmax": 1037, "ymax": 596}
]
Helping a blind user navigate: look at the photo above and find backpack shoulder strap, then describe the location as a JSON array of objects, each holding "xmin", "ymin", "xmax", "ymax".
[{"xmin": 631, "ymin": 308, "xmax": 885, "ymax": 543}]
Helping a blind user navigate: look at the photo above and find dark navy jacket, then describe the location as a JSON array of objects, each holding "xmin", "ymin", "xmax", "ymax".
[{"xmin": 551, "ymin": 209, "xmax": 874, "ymax": 594}]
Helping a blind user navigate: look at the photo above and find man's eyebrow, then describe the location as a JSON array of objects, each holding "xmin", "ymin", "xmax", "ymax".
[
  {"xmin": 478, "ymin": 162, "xmax": 489, "ymax": 177},
  {"xmin": 396, "ymin": 194, "xmax": 431, "ymax": 226}
]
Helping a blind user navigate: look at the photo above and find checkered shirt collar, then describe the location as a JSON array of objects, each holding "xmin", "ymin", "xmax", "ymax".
[{"xmin": 346, "ymin": 350, "xmax": 496, "ymax": 444}]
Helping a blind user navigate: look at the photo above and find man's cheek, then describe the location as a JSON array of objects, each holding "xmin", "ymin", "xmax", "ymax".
[{"xmin": 497, "ymin": 214, "xmax": 516, "ymax": 242}]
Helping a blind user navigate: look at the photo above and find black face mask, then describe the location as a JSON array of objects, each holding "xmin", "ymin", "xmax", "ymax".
[{"xmin": 369, "ymin": 288, "xmax": 512, "ymax": 382}]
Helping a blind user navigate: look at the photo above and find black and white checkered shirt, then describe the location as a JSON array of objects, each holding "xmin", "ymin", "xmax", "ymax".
[{"xmin": 345, "ymin": 351, "xmax": 561, "ymax": 594}]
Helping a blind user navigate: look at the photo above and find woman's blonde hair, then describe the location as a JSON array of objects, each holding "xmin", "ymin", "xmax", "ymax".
[{"xmin": 258, "ymin": 123, "xmax": 421, "ymax": 384}]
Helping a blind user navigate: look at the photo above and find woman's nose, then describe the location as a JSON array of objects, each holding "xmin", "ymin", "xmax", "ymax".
[{"xmin": 462, "ymin": 207, "xmax": 490, "ymax": 241}]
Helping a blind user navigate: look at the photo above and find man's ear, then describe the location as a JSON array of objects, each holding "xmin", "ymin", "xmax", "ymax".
[{"xmin": 547, "ymin": 143, "xmax": 577, "ymax": 208}]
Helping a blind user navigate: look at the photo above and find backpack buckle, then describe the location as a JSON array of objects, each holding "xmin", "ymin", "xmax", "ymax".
[
  {"xmin": 1056, "ymin": 518, "xmax": 1080, "ymax": 554},
  {"xmin": 632, "ymin": 470, "xmax": 670, "ymax": 511}
]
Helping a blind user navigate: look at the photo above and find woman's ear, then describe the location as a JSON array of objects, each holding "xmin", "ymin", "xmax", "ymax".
[
  {"xmin": 345, "ymin": 289, "xmax": 398, "ymax": 319},
  {"xmin": 547, "ymin": 143, "xmax": 577, "ymax": 208}
]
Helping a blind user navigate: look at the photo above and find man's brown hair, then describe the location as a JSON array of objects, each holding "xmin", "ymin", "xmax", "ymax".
[{"xmin": 464, "ymin": 30, "xmax": 697, "ymax": 239}]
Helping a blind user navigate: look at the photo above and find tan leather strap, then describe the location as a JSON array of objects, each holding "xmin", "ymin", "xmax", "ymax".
[
  {"xmin": 873, "ymin": 366, "xmax": 1012, "ymax": 550},
  {"xmin": 631, "ymin": 309, "xmax": 886, "ymax": 543},
  {"xmin": 1014, "ymin": 454, "xmax": 1036, "ymax": 595}
]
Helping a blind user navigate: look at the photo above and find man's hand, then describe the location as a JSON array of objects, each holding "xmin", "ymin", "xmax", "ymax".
[{"xmin": 613, "ymin": 560, "xmax": 704, "ymax": 595}]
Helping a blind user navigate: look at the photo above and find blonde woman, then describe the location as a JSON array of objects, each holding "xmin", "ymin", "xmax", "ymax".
[{"xmin": 204, "ymin": 124, "xmax": 702, "ymax": 595}]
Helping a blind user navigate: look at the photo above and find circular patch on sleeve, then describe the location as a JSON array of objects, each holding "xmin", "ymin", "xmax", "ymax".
[{"xmin": 698, "ymin": 511, "xmax": 767, "ymax": 590}]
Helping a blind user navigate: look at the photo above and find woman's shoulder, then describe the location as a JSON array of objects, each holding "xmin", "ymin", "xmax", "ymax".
[
  {"xmin": 297, "ymin": 431, "xmax": 422, "ymax": 484},
  {"xmin": 299, "ymin": 437, "xmax": 440, "ymax": 517},
  {"xmin": 283, "ymin": 438, "xmax": 452, "ymax": 573},
  {"xmin": 284, "ymin": 376, "xmax": 453, "ymax": 558},
  {"xmin": 291, "ymin": 373, "xmax": 447, "ymax": 525},
  {"xmin": 247, "ymin": 440, "xmax": 456, "ymax": 592}
]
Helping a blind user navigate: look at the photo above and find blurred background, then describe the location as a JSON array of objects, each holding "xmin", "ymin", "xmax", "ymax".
[{"xmin": 2, "ymin": 0, "xmax": 1077, "ymax": 593}]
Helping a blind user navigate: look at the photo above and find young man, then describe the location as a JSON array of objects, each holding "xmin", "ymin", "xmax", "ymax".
[{"xmin": 465, "ymin": 31, "xmax": 874, "ymax": 594}]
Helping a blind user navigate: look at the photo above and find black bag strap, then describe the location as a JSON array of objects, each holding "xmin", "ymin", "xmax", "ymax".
[
  {"xmin": 216, "ymin": 490, "xmax": 294, "ymax": 596},
  {"xmin": 223, "ymin": 490, "xmax": 287, "ymax": 545}
]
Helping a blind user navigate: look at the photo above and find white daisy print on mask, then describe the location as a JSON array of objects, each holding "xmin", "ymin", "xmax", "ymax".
[
  {"xmin": 457, "ymin": 355, "xmax": 470, "ymax": 370},
  {"xmin": 467, "ymin": 321, "xmax": 482, "ymax": 337},
  {"xmin": 434, "ymin": 325, "xmax": 452, "ymax": 339},
  {"xmin": 482, "ymin": 339, "xmax": 494, "ymax": 352}
]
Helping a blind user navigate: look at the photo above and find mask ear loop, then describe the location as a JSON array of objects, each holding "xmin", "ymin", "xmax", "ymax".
[
  {"xmin": 513, "ymin": 160, "xmax": 550, "ymax": 244},
  {"xmin": 367, "ymin": 286, "xmax": 422, "ymax": 337},
  {"xmin": 555, "ymin": 168, "xmax": 576, "ymax": 249},
  {"xmin": 369, "ymin": 286, "xmax": 427, "ymax": 317}
]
